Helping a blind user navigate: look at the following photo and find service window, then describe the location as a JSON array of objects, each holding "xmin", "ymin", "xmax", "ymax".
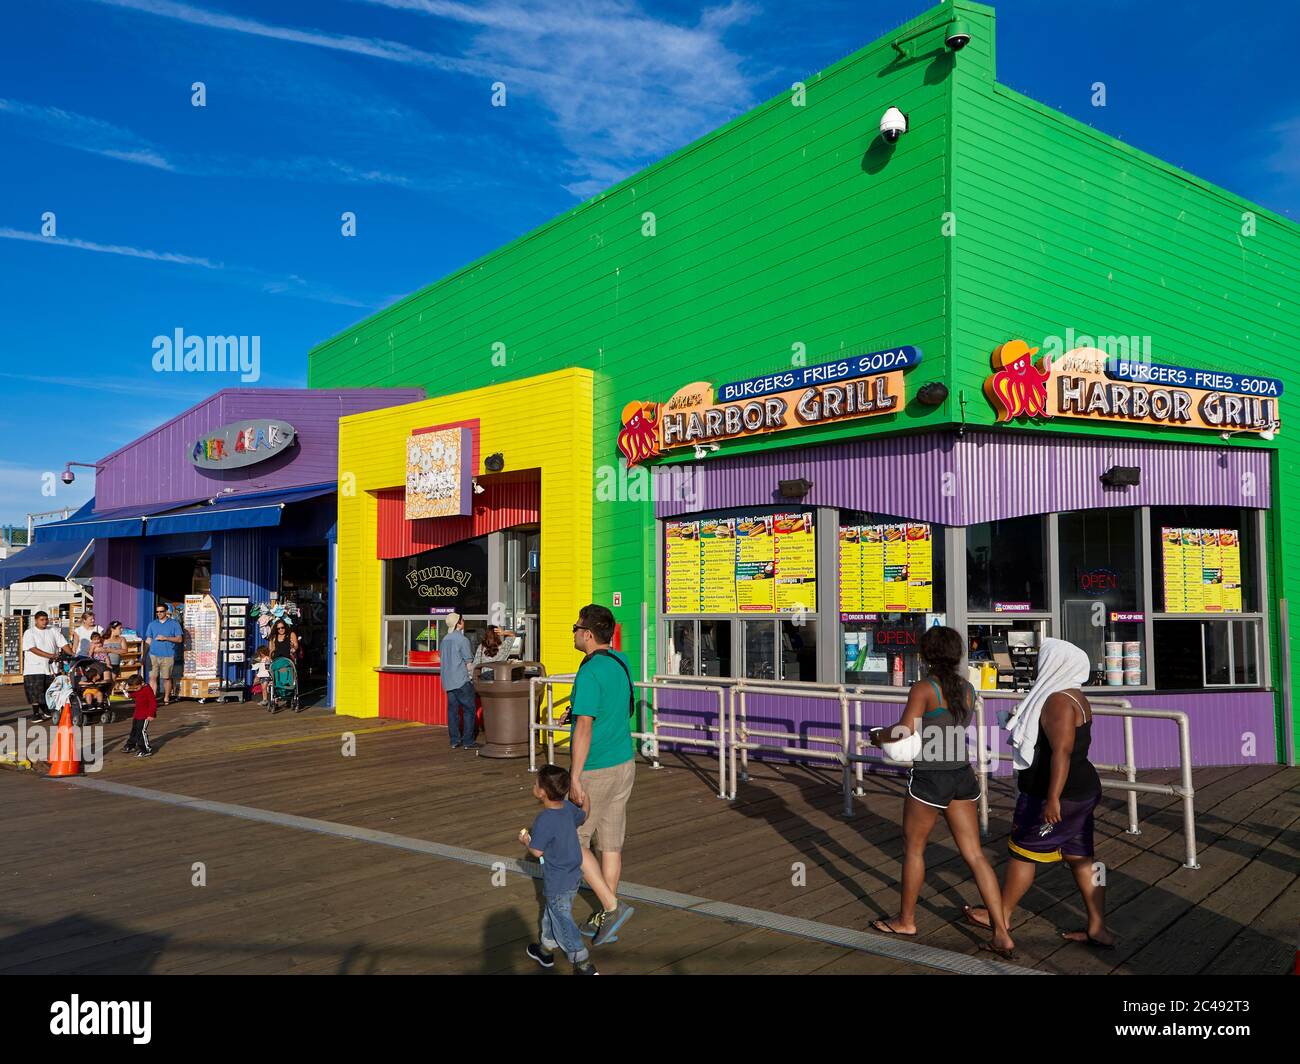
[
  {"xmin": 966, "ymin": 516, "xmax": 1048, "ymax": 612},
  {"xmin": 382, "ymin": 536, "xmax": 489, "ymax": 667},
  {"xmin": 1058, "ymin": 507, "xmax": 1146, "ymax": 686},
  {"xmin": 665, "ymin": 618, "xmax": 733, "ymax": 678}
]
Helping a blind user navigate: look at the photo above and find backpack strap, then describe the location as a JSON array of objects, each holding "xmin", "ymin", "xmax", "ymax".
[{"xmin": 580, "ymin": 648, "xmax": 636, "ymax": 717}]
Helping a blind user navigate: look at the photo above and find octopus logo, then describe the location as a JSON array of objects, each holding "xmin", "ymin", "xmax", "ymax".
[
  {"xmin": 984, "ymin": 339, "xmax": 1052, "ymax": 421},
  {"xmin": 617, "ymin": 400, "xmax": 661, "ymax": 466}
]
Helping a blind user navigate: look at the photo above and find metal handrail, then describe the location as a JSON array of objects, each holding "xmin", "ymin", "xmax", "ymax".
[
  {"xmin": 527, "ymin": 674, "xmax": 731, "ymax": 799},
  {"xmin": 649, "ymin": 673, "xmax": 1198, "ymax": 864}
]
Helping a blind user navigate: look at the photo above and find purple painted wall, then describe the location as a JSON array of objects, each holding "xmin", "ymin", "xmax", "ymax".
[
  {"xmin": 93, "ymin": 388, "xmax": 424, "ymax": 511},
  {"xmin": 91, "ymin": 388, "xmax": 422, "ymax": 629},
  {"xmin": 652, "ymin": 688, "xmax": 1275, "ymax": 771},
  {"xmin": 653, "ymin": 430, "xmax": 1272, "ymax": 524}
]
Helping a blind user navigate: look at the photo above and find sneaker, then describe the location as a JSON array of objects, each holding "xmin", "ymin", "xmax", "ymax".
[
  {"xmin": 592, "ymin": 902, "xmax": 635, "ymax": 947},
  {"xmin": 121, "ymin": 745, "xmax": 137, "ymax": 754},
  {"xmin": 136, "ymin": 749, "xmax": 153, "ymax": 758},
  {"xmin": 459, "ymin": 742, "xmax": 480, "ymax": 750},
  {"xmin": 573, "ymin": 961, "xmax": 600, "ymax": 975},
  {"xmin": 579, "ymin": 909, "xmax": 606, "ymax": 938},
  {"xmin": 525, "ymin": 943, "xmax": 554, "ymax": 969}
]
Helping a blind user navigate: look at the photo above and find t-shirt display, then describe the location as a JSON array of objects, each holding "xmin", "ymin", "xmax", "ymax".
[
  {"xmin": 1160, "ymin": 527, "xmax": 1243, "ymax": 613},
  {"xmin": 838, "ymin": 521, "xmax": 933, "ymax": 614},
  {"xmin": 664, "ymin": 512, "xmax": 817, "ymax": 615}
]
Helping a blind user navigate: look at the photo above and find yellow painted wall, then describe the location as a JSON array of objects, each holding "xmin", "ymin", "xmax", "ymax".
[{"xmin": 334, "ymin": 368, "xmax": 594, "ymax": 718}]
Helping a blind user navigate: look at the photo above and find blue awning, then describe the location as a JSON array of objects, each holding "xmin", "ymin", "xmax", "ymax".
[
  {"xmin": 144, "ymin": 483, "xmax": 335, "ymax": 536},
  {"xmin": 0, "ymin": 537, "xmax": 94, "ymax": 589},
  {"xmin": 35, "ymin": 497, "xmax": 206, "ymax": 541}
]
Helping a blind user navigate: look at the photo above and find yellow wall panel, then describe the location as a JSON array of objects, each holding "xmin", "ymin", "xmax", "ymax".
[{"xmin": 334, "ymin": 368, "xmax": 594, "ymax": 719}]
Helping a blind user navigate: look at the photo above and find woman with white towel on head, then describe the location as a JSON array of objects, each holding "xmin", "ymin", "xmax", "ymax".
[{"xmin": 963, "ymin": 637, "xmax": 1115, "ymax": 949}]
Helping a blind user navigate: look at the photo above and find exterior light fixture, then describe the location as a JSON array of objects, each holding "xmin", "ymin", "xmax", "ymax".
[
  {"xmin": 917, "ymin": 381, "xmax": 949, "ymax": 406},
  {"xmin": 484, "ymin": 452, "xmax": 505, "ymax": 472},
  {"xmin": 1100, "ymin": 466, "xmax": 1140, "ymax": 487},
  {"xmin": 778, "ymin": 478, "xmax": 814, "ymax": 499},
  {"xmin": 693, "ymin": 443, "xmax": 720, "ymax": 460}
]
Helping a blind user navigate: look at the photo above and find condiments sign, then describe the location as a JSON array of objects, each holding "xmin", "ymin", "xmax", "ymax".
[
  {"xmin": 405, "ymin": 426, "xmax": 473, "ymax": 519},
  {"xmin": 618, "ymin": 346, "xmax": 920, "ymax": 466},
  {"xmin": 984, "ymin": 341, "xmax": 1281, "ymax": 434}
]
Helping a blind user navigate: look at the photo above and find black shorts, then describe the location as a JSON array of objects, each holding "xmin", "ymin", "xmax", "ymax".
[
  {"xmin": 907, "ymin": 765, "xmax": 982, "ymax": 809},
  {"xmin": 24, "ymin": 673, "xmax": 51, "ymax": 711}
]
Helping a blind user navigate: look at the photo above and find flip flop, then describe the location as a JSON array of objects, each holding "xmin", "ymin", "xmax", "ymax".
[
  {"xmin": 871, "ymin": 918, "xmax": 917, "ymax": 937},
  {"xmin": 979, "ymin": 942, "xmax": 1017, "ymax": 961},
  {"xmin": 961, "ymin": 904, "xmax": 992, "ymax": 931},
  {"xmin": 1061, "ymin": 930, "xmax": 1116, "ymax": 950}
]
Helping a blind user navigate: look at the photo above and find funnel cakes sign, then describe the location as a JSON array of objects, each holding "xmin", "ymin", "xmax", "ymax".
[
  {"xmin": 984, "ymin": 341, "xmax": 1281, "ymax": 435},
  {"xmin": 617, "ymin": 346, "xmax": 920, "ymax": 466}
]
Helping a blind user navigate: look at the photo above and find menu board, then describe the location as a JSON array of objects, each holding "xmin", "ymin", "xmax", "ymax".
[
  {"xmin": 1160, "ymin": 527, "xmax": 1243, "ymax": 613},
  {"xmin": 663, "ymin": 512, "xmax": 817, "ymax": 614},
  {"xmin": 220, "ymin": 596, "xmax": 250, "ymax": 665},
  {"xmin": 183, "ymin": 593, "xmax": 220, "ymax": 679},
  {"xmin": 2, "ymin": 617, "xmax": 22, "ymax": 675},
  {"xmin": 838, "ymin": 522, "xmax": 933, "ymax": 615}
]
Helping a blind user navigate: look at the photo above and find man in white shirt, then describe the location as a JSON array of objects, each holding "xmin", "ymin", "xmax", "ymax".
[
  {"xmin": 71, "ymin": 610, "xmax": 102, "ymax": 657},
  {"xmin": 23, "ymin": 612, "xmax": 71, "ymax": 721}
]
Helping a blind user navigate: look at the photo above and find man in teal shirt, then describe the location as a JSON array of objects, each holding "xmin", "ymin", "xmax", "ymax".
[{"xmin": 568, "ymin": 603, "xmax": 636, "ymax": 946}]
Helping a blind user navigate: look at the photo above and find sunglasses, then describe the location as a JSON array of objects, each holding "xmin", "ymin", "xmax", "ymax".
[{"xmin": 572, "ymin": 624, "xmax": 590, "ymax": 633}]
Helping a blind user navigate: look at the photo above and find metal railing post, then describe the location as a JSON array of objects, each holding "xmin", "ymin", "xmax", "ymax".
[
  {"xmin": 716, "ymin": 687, "xmax": 727, "ymax": 799},
  {"xmin": 738, "ymin": 688, "xmax": 749, "ymax": 784},
  {"xmin": 1123, "ymin": 715, "xmax": 1140, "ymax": 836},
  {"xmin": 546, "ymin": 685, "xmax": 555, "ymax": 765},
  {"xmin": 839, "ymin": 689, "xmax": 853, "ymax": 817},
  {"xmin": 853, "ymin": 696, "xmax": 865, "ymax": 797},
  {"xmin": 728, "ymin": 686, "xmax": 738, "ymax": 799},
  {"xmin": 975, "ymin": 694, "xmax": 989, "ymax": 837},
  {"xmin": 1177, "ymin": 712, "xmax": 1199, "ymax": 869},
  {"xmin": 528, "ymin": 679, "xmax": 538, "ymax": 772}
]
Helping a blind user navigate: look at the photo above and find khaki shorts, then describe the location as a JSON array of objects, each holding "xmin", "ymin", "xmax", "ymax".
[
  {"xmin": 577, "ymin": 760, "xmax": 636, "ymax": 853},
  {"xmin": 149, "ymin": 656, "xmax": 175, "ymax": 680}
]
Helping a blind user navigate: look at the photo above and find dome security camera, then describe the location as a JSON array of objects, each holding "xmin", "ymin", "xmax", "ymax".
[
  {"xmin": 880, "ymin": 107, "xmax": 908, "ymax": 143},
  {"xmin": 61, "ymin": 470, "xmax": 75, "ymax": 485},
  {"xmin": 945, "ymin": 19, "xmax": 972, "ymax": 50}
]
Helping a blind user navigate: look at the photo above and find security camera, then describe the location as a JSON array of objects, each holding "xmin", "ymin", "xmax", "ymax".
[
  {"xmin": 880, "ymin": 107, "xmax": 908, "ymax": 143},
  {"xmin": 945, "ymin": 20, "xmax": 971, "ymax": 50},
  {"xmin": 61, "ymin": 471, "xmax": 75, "ymax": 485}
]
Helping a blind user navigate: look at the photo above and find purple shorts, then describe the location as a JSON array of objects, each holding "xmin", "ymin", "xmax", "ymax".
[{"xmin": 1008, "ymin": 791, "xmax": 1100, "ymax": 864}]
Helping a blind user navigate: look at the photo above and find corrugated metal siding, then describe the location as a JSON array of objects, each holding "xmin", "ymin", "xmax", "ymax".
[
  {"xmin": 656, "ymin": 430, "xmax": 1271, "ymax": 523},
  {"xmin": 654, "ymin": 688, "xmax": 1275, "ymax": 770},
  {"xmin": 94, "ymin": 389, "xmax": 422, "ymax": 511},
  {"xmin": 375, "ymin": 475, "xmax": 541, "ymax": 559},
  {"xmin": 93, "ymin": 538, "xmax": 139, "ymax": 630}
]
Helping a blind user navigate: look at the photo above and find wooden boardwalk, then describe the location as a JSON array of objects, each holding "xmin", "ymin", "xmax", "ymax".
[{"xmin": 0, "ymin": 692, "xmax": 1296, "ymax": 975}]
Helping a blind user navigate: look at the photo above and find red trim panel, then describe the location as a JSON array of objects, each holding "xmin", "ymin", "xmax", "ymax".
[
  {"xmin": 378, "ymin": 670, "xmax": 448, "ymax": 725},
  {"xmin": 376, "ymin": 471, "xmax": 540, "ymax": 559}
]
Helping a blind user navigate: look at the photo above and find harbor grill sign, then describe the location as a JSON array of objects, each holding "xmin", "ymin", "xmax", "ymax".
[
  {"xmin": 188, "ymin": 419, "xmax": 295, "ymax": 469},
  {"xmin": 984, "ymin": 342, "xmax": 1282, "ymax": 434},
  {"xmin": 617, "ymin": 346, "xmax": 920, "ymax": 466}
]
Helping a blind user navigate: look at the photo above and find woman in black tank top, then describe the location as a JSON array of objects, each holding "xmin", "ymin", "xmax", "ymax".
[
  {"xmin": 868, "ymin": 627, "xmax": 1016, "ymax": 958},
  {"xmin": 964, "ymin": 638, "xmax": 1115, "ymax": 950}
]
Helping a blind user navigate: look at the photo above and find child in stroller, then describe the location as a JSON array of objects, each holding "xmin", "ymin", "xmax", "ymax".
[{"xmin": 62, "ymin": 651, "xmax": 119, "ymax": 724}]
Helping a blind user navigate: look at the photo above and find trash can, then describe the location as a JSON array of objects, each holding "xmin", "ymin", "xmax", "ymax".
[{"xmin": 474, "ymin": 660, "xmax": 545, "ymax": 759}]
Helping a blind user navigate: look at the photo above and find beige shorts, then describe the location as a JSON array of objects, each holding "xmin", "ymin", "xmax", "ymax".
[
  {"xmin": 577, "ymin": 760, "xmax": 636, "ymax": 853},
  {"xmin": 149, "ymin": 656, "xmax": 175, "ymax": 680}
]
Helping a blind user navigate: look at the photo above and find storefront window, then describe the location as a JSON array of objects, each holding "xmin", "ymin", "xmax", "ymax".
[
  {"xmin": 843, "ymin": 614, "xmax": 927, "ymax": 688},
  {"xmin": 742, "ymin": 618, "xmax": 816, "ymax": 682},
  {"xmin": 1058, "ymin": 507, "xmax": 1145, "ymax": 686},
  {"xmin": 383, "ymin": 536, "xmax": 489, "ymax": 667},
  {"xmin": 664, "ymin": 618, "xmax": 734, "ymax": 678},
  {"xmin": 968, "ymin": 619, "xmax": 1049, "ymax": 693},
  {"xmin": 967, "ymin": 516, "xmax": 1047, "ymax": 612},
  {"xmin": 1153, "ymin": 619, "xmax": 1261, "ymax": 688}
]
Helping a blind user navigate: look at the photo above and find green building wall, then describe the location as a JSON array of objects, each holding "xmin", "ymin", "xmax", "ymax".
[{"xmin": 309, "ymin": 0, "xmax": 1300, "ymax": 760}]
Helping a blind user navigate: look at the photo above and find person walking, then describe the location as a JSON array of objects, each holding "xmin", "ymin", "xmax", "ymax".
[
  {"xmin": 122, "ymin": 674, "xmax": 157, "ymax": 757},
  {"xmin": 22, "ymin": 611, "xmax": 71, "ymax": 722},
  {"xmin": 440, "ymin": 612, "xmax": 477, "ymax": 749},
  {"xmin": 520, "ymin": 763, "xmax": 599, "ymax": 975},
  {"xmin": 962, "ymin": 638, "xmax": 1114, "ymax": 950},
  {"xmin": 869, "ymin": 625, "xmax": 1016, "ymax": 958},
  {"xmin": 143, "ymin": 603, "xmax": 184, "ymax": 705},
  {"xmin": 569, "ymin": 603, "xmax": 636, "ymax": 946}
]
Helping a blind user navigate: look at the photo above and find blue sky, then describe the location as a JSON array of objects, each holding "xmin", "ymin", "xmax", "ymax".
[{"xmin": 0, "ymin": 0, "xmax": 1295, "ymax": 527}]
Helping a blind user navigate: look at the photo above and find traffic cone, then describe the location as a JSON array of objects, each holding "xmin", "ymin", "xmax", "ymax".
[{"xmin": 47, "ymin": 704, "xmax": 82, "ymax": 778}]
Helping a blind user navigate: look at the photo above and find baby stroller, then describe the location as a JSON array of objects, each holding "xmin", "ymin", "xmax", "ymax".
[
  {"xmin": 59, "ymin": 656, "xmax": 119, "ymax": 725},
  {"xmin": 268, "ymin": 656, "xmax": 300, "ymax": 713}
]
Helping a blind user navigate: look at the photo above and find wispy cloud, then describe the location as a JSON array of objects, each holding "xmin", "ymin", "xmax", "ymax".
[
  {"xmin": 0, "ymin": 227, "xmax": 221, "ymax": 268},
  {"xmin": 0, "ymin": 371, "xmax": 213, "ymax": 401},
  {"xmin": 90, "ymin": 0, "xmax": 760, "ymax": 197},
  {"xmin": 0, "ymin": 96, "xmax": 177, "ymax": 171},
  {"xmin": 0, "ymin": 227, "xmax": 378, "ymax": 308}
]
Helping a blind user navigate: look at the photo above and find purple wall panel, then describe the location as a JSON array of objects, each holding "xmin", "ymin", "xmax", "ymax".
[
  {"xmin": 94, "ymin": 538, "xmax": 139, "ymax": 635},
  {"xmin": 94, "ymin": 388, "xmax": 422, "ymax": 511},
  {"xmin": 654, "ymin": 431, "xmax": 1272, "ymax": 524},
  {"xmin": 653, "ymin": 689, "xmax": 1277, "ymax": 770}
]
